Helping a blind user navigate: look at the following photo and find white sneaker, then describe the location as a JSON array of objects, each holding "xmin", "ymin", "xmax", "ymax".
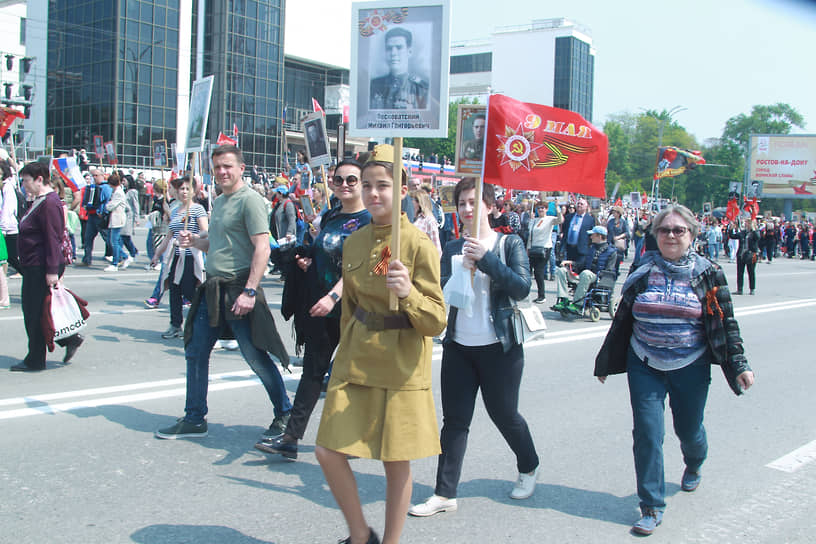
[
  {"xmin": 104, "ymin": 265, "xmax": 119, "ymax": 272},
  {"xmin": 104, "ymin": 255, "xmax": 113, "ymax": 263},
  {"xmin": 120, "ymin": 256, "xmax": 133, "ymax": 269},
  {"xmin": 222, "ymin": 339, "xmax": 239, "ymax": 351},
  {"xmin": 408, "ymin": 495, "xmax": 457, "ymax": 517},
  {"xmin": 509, "ymin": 466, "xmax": 539, "ymax": 500}
]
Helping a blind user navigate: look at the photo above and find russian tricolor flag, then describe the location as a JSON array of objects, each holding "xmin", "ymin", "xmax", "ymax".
[{"xmin": 52, "ymin": 157, "xmax": 87, "ymax": 192}]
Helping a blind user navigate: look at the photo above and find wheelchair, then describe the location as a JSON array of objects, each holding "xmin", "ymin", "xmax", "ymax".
[{"xmin": 558, "ymin": 267, "xmax": 619, "ymax": 322}]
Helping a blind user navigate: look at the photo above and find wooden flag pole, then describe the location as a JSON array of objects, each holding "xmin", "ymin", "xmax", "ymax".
[
  {"xmin": 389, "ymin": 137, "xmax": 404, "ymax": 311},
  {"xmin": 320, "ymin": 164, "xmax": 331, "ymax": 210}
]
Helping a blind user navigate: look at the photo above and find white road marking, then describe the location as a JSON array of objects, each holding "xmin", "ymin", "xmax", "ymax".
[
  {"xmin": 1, "ymin": 297, "xmax": 814, "ymax": 422},
  {"xmin": 766, "ymin": 439, "xmax": 816, "ymax": 473}
]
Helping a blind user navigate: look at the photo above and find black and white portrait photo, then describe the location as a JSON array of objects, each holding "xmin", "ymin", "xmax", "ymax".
[
  {"xmin": 303, "ymin": 112, "xmax": 331, "ymax": 168},
  {"xmin": 350, "ymin": 1, "xmax": 450, "ymax": 138}
]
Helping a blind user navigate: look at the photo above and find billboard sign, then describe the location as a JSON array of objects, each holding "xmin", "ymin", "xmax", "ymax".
[{"xmin": 748, "ymin": 134, "xmax": 816, "ymax": 199}]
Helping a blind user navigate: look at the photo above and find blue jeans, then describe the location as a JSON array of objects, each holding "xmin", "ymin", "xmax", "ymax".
[
  {"xmin": 109, "ymin": 227, "xmax": 124, "ymax": 265},
  {"xmin": 627, "ymin": 347, "xmax": 710, "ymax": 510},
  {"xmin": 150, "ymin": 260, "xmax": 167, "ymax": 301},
  {"xmin": 146, "ymin": 228, "xmax": 154, "ymax": 261},
  {"xmin": 183, "ymin": 293, "xmax": 292, "ymax": 424},
  {"xmin": 83, "ymin": 215, "xmax": 109, "ymax": 265}
]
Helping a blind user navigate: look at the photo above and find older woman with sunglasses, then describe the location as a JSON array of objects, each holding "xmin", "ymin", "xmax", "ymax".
[
  {"xmin": 256, "ymin": 159, "xmax": 371, "ymax": 460},
  {"xmin": 595, "ymin": 204, "xmax": 754, "ymax": 536}
]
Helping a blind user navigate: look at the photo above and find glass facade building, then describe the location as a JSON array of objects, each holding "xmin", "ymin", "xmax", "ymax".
[
  {"xmin": 47, "ymin": 0, "xmax": 285, "ymax": 170},
  {"xmin": 283, "ymin": 56, "xmax": 347, "ymax": 133},
  {"xmin": 449, "ymin": 53, "xmax": 492, "ymax": 75},
  {"xmin": 553, "ymin": 36, "xmax": 594, "ymax": 122},
  {"xmin": 199, "ymin": 0, "xmax": 285, "ymax": 170}
]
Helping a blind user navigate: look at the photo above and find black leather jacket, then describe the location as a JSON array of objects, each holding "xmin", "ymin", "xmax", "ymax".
[
  {"xmin": 441, "ymin": 234, "xmax": 531, "ymax": 352},
  {"xmin": 594, "ymin": 251, "xmax": 751, "ymax": 395}
]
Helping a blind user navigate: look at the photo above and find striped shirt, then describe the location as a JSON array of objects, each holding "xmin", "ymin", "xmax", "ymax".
[
  {"xmin": 168, "ymin": 203, "xmax": 206, "ymax": 256},
  {"xmin": 630, "ymin": 265, "xmax": 706, "ymax": 371}
]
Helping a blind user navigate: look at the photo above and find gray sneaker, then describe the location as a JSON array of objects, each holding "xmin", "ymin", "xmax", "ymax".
[
  {"xmin": 262, "ymin": 412, "xmax": 291, "ymax": 440},
  {"xmin": 161, "ymin": 325, "xmax": 182, "ymax": 339},
  {"xmin": 155, "ymin": 418, "xmax": 208, "ymax": 439}
]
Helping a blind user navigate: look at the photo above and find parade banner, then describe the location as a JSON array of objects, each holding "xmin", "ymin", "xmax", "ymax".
[
  {"xmin": 454, "ymin": 104, "xmax": 486, "ymax": 176},
  {"xmin": 747, "ymin": 134, "xmax": 816, "ymax": 199},
  {"xmin": 349, "ymin": 0, "xmax": 450, "ymax": 138},
  {"xmin": 303, "ymin": 112, "xmax": 331, "ymax": 168},
  {"xmin": 152, "ymin": 139, "xmax": 168, "ymax": 167},
  {"xmin": 52, "ymin": 157, "xmax": 86, "ymax": 192},
  {"xmin": 483, "ymin": 94, "xmax": 608, "ymax": 197},
  {"xmin": 655, "ymin": 146, "xmax": 705, "ymax": 179},
  {"xmin": 185, "ymin": 75, "xmax": 215, "ymax": 153}
]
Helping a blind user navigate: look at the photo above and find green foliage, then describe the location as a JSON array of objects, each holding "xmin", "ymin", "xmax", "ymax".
[
  {"xmin": 722, "ymin": 103, "xmax": 805, "ymax": 151},
  {"xmin": 403, "ymin": 97, "xmax": 480, "ymax": 161}
]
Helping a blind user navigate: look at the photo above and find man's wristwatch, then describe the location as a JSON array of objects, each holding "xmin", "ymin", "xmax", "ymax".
[
  {"xmin": 243, "ymin": 288, "xmax": 257, "ymax": 297},
  {"xmin": 328, "ymin": 292, "xmax": 340, "ymax": 303}
]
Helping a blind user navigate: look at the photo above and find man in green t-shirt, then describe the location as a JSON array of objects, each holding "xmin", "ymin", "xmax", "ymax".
[{"xmin": 155, "ymin": 145, "xmax": 292, "ymax": 441}]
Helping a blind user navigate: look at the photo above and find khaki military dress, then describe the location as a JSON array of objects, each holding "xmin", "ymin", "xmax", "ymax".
[{"xmin": 315, "ymin": 215, "xmax": 447, "ymax": 461}]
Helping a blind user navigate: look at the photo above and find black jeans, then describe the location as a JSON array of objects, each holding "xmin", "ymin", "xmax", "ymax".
[
  {"xmin": 736, "ymin": 253, "xmax": 756, "ymax": 291},
  {"xmin": 21, "ymin": 265, "xmax": 74, "ymax": 369},
  {"xmin": 435, "ymin": 341, "xmax": 539, "ymax": 498},
  {"xmin": 168, "ymin": 254, "xmax": 197, "ymax": 328},
  {"xmin": 529, "ymin": 249, "xmax": 549, "ymax": 299},
  {"xmin": 285, "ymin": 314, "xmax": 341, "ymax": 439},
  {"xmin": 4, "ymin": 232, "xmax": 20, "ymax": 273}
]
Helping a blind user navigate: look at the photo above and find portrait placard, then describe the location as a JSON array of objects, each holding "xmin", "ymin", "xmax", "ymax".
[
  {"xmin": 93, "ymin": 135, "xmax": 105, "ymax": 162},
  {"xmin": 185, "ymin": 75, "xmax": 215, "ymax": 153},
  {"xmin": 104, "ymin": 141, "xmax": 117, "ymax": 164},
  {"xmin": 629, "ymin": 191, "xmax": 642, "ymax": 209},
  {"xmin": 438, "ymin": 184, "xmax": 456, "ymax": 213},
  {"xmin": 303, "ymin": 112, "xmax": 331, "ymax": 168},
  {"xmin": 454, "ymin": 104, "xmax": 486, "ymax": 176},
  {"xmin": 300, "ymin": 196, "xmax": 315, "ymax": 218},
  {"xmin": 350, "ymin": 1, "xmax": 450, "ymax": 138},
  {"xmin": 152, "ymin": 139, "xmax": 168, "ymax": 168}
]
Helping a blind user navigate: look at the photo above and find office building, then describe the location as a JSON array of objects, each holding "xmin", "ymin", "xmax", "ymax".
[
  {"xmin": 45, "ymin": 0, "xmax": 285, "ymax": 170},
  {"xmin": 450, "ymin": 18, "xmax": 595, "ymax": 121}
]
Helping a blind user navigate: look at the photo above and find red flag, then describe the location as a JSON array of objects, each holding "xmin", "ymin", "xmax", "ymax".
[
  {"xmin": 641, "ymin": 192, "xmax": 648, "ymax": 205},
  {"xmin": 614, "ymin": 197, "xmax": 623, "ymax": 207},
  {"xmin": 726, "ymin": 196, "xmax": 739, "ymax": 222},
  {"xmin": 483, "ymin": 95, "xmax": 608, "ymax": 197},
  {"xmin": 233, "ymin": 123, "xmax": 239, "ymax": 138},
  {"xmin": 743, "ymin": 196, "xmax": 759, "ymax": 220},
  {"xmin": 312, "ymin": 98, "xmax": 325, "ymax": 117},
  {"xmin": 342, "ymin": 104, "xmax": 350, "ymax": 124},
  {"xmin": 0, "ymin": 107, "xmax": 24, "ymax": 138},
  {"xmin": 216, "ymin": 132, "xmax": 238, "ymax": 146}
]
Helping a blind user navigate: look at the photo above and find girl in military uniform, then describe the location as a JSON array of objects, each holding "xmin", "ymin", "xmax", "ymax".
[{"xmin": 315, "ymin": 145, "xmax": 447, "ymax": 544}]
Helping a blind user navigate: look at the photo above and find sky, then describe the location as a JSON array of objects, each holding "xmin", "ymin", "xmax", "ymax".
[{"xmin": 285, "ymin": 0, "xmax": 816, "ymax": 144}]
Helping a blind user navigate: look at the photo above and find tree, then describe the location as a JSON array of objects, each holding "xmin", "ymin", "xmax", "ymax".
[
  {"xmin": 403, "ymin": 97, "xmax": 480, "ymax": 162},
  {"xmin": 722, "ymin": 103, "xmax": 805, "ymax": 150}
]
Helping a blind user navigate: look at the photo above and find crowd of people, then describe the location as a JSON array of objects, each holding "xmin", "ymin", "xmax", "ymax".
[{"xmin": 1, "ymin": 142, "xmax": 787, "ymax": 541}]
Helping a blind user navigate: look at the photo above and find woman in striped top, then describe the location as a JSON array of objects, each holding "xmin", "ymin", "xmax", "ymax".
[{"xmin": 152, "ymin": 176, "xmax": 208, "ymax": 339}]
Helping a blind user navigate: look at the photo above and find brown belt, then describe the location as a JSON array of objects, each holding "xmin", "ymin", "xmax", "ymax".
[{"xmin": 353, "ymin": 307, "xmax": 413, "ymax": 331}]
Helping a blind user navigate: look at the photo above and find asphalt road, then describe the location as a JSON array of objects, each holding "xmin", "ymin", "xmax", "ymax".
[{"xmin": 1, "ymin": 242, "xmax": 815, "ymax": 544}]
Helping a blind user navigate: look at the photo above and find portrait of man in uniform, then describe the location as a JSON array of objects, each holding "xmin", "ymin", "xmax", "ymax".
[
  {"xmin": 369, "ymin": 27, "xmax": 429, "ymax": 110},
  {"xmin": 461, "ymin": 113, "xmax": 485, "ymax": 160}
]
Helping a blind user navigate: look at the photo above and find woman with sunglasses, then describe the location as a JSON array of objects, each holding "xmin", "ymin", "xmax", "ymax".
[
  {"xmin": 256, "ymin": 159, "xmax": 371, "ymax": 460},
  {"xmin": 595, "ymin": 204, "xmax": 754, "ymax": 536}
]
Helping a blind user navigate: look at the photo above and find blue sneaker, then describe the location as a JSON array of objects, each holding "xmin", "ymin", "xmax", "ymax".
[
  {"xmin": 681, "ymin": 468, "xmax": 702, "ymax": 492},
  {"xmin": 632, "ymin": 508, "xmax": 663, "ymax": 536}
]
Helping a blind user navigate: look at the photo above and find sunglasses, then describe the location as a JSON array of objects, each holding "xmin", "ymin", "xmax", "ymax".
[
  {"xmin": 656, "ymin": 226, "xmax": 689, "ymax": 237},
  {"xmin": 331, "ymin": 175, "xmax": 358, "ymax": 187}
]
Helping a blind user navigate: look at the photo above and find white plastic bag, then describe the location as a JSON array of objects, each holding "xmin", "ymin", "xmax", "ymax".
[
  {"xmin": 51, "ymin": 284, "xmax": 87, "ymax": 341},
  {"xmin": 442, "ymin": 254, "xmax": 475, "ymax": 316}
]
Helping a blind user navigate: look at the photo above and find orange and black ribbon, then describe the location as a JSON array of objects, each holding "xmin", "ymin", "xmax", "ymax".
[
  {"xmin": 373, "ymin": 246, "xmax": 391, "ymax": 275},
  {"xmin": 705, "ymin": 287, "xmax": 724, "ymax": 320}
]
